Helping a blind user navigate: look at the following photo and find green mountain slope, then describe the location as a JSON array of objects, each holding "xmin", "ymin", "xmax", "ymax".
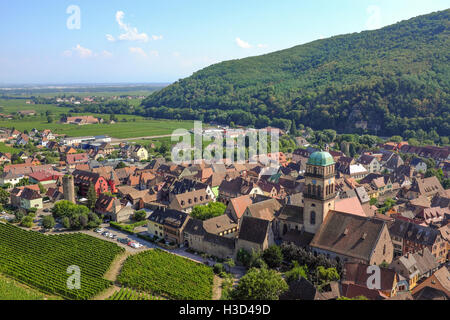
[{"xmin": 143, "ymin": 9, "xmax": 450, "ymax": 137}]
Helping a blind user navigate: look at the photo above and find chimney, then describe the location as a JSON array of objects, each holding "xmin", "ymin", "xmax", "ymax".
[{"xmin": 361, "ymin": 232, "xmax": 367, "ymax": 240}]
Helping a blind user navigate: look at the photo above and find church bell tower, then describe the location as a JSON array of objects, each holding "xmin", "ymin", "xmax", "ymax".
[{"xmin": 303, "ymin": 151, "xmax": 337, "ymax": 234}]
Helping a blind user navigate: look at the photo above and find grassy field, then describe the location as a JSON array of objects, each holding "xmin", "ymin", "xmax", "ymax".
[
  {"xmin": 0, "ymin": 142, "xmax": 20, "ymax": 154},
  {"xmin": 117, "ymin": 249, "xmax": 214, "ymax": 300},
  {"xmin": 0, "ymin": 274, "xmax": 61, "ymax": 300},
  {"xmin": 0, "ymin": 98, "xmax": 194, "ymax": 139}
]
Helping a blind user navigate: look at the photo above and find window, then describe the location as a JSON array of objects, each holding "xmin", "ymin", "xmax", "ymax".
[{"xmin": 310, "ymin": 211, "xmax": 316, "ymax": 225}]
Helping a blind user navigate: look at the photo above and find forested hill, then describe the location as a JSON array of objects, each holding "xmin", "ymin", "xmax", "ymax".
[{"xmin": 142, "ymin": 9, "xmax": 450, "ymax": 137}]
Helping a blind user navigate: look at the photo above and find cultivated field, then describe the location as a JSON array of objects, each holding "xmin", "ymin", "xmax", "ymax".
[
  {"xmin": 0, "ymin": 274, "xmax": 61, "ymax": 300},
  {"xmin": 0, "ymin": 98, "xmax": 194, "ymax": 139},
  {"xmin": 107, "ymin": 287, "xmax": 163, "ymax": 300},
  {"xmin": 117, "ymin": 249, "xmax": 214, "ymax": 300},
  {"xmin": 0, "ymin": 223, "xmax": 125, "ymax": 300}
]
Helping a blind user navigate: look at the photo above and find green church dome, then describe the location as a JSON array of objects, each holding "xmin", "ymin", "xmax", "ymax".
[{"xmin": 307, "ymin": 151, "xmax": 335, "ymax": 166}]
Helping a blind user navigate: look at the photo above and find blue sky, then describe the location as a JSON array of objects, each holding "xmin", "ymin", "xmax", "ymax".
[{"xmin": 0, "ymin": 0, "xmax": 448, "ymax": 84}]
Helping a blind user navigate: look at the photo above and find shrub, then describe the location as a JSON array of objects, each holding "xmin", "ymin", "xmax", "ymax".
[
  {"xmin": 133, "ymin": 210, "xmax": 147, "ymax": 221},
  {"xmin": 262, "ymin": 245, "xmax": 283, "ymax": 269},
  {"xmin": 213, "ymin": 263, "xmax": 225, "ymax": 274},
  {"xmin": 42, "ymin": 215, "xmax": 56, "ymax": 230},
  {"xmin": 20, "ymin": 215, "xmax": 34, "ymax": 228}
]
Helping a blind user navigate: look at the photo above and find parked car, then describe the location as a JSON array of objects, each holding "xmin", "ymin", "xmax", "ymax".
[
  {"xmin": 128, "ymin": 242, "xmax": 143, "ymax": 249},
  {"xmin": 95, "ymin": 228, "xmax": 105, "ymax": 233}
]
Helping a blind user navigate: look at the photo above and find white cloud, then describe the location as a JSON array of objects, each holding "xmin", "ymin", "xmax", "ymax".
[
  {"xmin": 74, "ymin": 44, "xmax": 93, "ymax": 58},
  {"xmin": 113, "ymin": 11, "xmax": 149, "ymax": 42},
  {"xmin": 129, "ymin": 47, "xmax": 147, "ymax": 57},
  {"xmin": 235, "ymin": 37, "xmax": 252, "ymax": 49},
  {"xmin": 149, "ymin": 50, "xmax": 159, "ymax": 57},
  {"xmin": 365, "ymin": 5, "xmax": 382, "ymax": 30},
  {"xmin": 63, "ymin": 46, "xmax": 112, "ymax": 59},
  {"xmin": 62, "ymin": 50, "xmax": 72, "ymax": 57},
  {"xmin": 257, "ymin": 44, "xmax": 268, "ymax": 48},
  {"xmin": 151, "ymin": 35, "xmax": 163, "ymax": 41},
  {"xmin": 101, "ymin": 50, "xmax": 113, "ymax": 58},
  {"xmin": 106, "ymin": 34, "xmax": 115, "ymax": 42}
]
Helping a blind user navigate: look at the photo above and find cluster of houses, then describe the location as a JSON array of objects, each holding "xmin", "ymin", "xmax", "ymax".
[{"xmin": 1, "ymin": 125, "xmax": 449, "ymax": 300}]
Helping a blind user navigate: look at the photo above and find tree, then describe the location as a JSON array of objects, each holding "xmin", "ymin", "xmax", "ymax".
[
  {"xmin": 134, "ymin": 210, "xmax": 147, "ymax": 221},
  {"xmin": 231, "ymin": 268, "xmax": 288, "ymax": 300},
  {"xmin": 285, "ymin": 261, "xmax": 308, "ymax": 284},
  {"xmin": 115, "ymin": 161, "xmax": 127, "ymax": 169},
  {"xmin": 38, "ymin": 183, "xmax": 46, "ymax": 194},
  {"xmin": 42, "ymin": 215, "xmax": 56, "ymax": 230},
  {"xmin": 237, "ymin": 248, "xmax": 252, "ymax": 268},
  {"xmin": 15, "ymin": 178, "xmax": 30, "ymax": 187},
  {"xmin": 224, "ymin": 258, "xmax": 235, "ymax": 273},
  {"xmin": 262, "ymin": 245, "xmax": 283, "ymax": 269},
  {"xmin": 0, "ymin": 188, "xmax": 9, "ymax": 205},
  {"xmin": 87, "ymin": 184, "xmax": 97, "ymax": 210},
  {"xmin": 191, "ymin": 202, "xmax": 226, "ymax": 221},
  {"xmin": 159, "ymin": 143, "xmax": 169, "ymax": 154},
  {"xmin": 20, "ymin": 215, "xmax": 34, "ymax": 228},
  {"xmin": 62, "ymin": 216, "xmax": 71, "ymax": 229},
  {"xmin": 369, "ymin": 197, "xmax": 377, "ymax": 206},
  {"xmin": 317, "ymin": 266, "xmax": 340, "ymax": 284}
]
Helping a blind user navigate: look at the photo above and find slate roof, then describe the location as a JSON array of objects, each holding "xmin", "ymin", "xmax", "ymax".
[
  {"xmin": 148, "ymin": 208, "xmax": 189, "ymax": 228},
  {"xmin": 389, "ymin": 220, "xmax": 440, "ymax": 247},
  {"xmin": 277, "ymin": 205, "xmax": 304, "ymax": 224},
  {"xmin": 238, "ymin": 216, "xmax": 270, "ymax": 245},
  {"xmin": 358, "ymin": 154, "xmax": 377, "ymax": 165},
  {"xmin": 245, "ymin": 198, "xmax": 282, "ymax": 221},
  {"xmin": 203, "ymin": 214, "xmax": 238, "ymax": 234},
  {"xmin": 310, "ymin": 211, "xmax": 387, "ymax": 262}
]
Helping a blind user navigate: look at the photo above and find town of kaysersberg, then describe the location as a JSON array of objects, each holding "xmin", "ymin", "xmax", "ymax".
[{"xmin": 0, "ymin": 1, "xmax": 448, "ymax": 315}]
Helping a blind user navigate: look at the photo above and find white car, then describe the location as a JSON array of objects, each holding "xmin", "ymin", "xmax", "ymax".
[
  {"xmin": 128, "ymin": 242, "xmax": 143, "ymax": 249},
  {"xmin": 95, "ymin": 228, "xmax": 104, "ymax": 233}
]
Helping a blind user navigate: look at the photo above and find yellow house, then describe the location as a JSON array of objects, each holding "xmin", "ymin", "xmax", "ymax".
[
  {"xmin": 389, "ymin": 254, "xmax": 420, "ymax": 290},
  {"xmin": 132, "ymin": 145, "xmax": 149, "ymax": 161},
  {"xmin": 148, "ymin": 216, "xmax": 164, "ymax": 239}
]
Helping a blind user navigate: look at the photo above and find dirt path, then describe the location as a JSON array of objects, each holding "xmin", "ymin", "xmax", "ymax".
[
  {"xmin": 104, "ymin": 251, "xmax": 132, "ymax": 282},
  {"xmin": 212, "ymin": 275, "xmax": 223, "ymax": 300},
  {"xmin": 92, "ymin": 251, "xmax": 131, "ymax": 300}
]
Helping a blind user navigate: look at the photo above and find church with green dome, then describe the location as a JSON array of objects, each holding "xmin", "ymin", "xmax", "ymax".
[
  {"xmin": 303, "ymin": 150, "xmax": 337, "ymax": 234},
  {"xmin": 307, "ymin": 151, "xmax": 335, "ymax": 167}
]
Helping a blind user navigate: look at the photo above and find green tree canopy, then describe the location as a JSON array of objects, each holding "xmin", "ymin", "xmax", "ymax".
[{"xmin": 231, "ymin": 268, "xmax": 288, "ymax": 300}]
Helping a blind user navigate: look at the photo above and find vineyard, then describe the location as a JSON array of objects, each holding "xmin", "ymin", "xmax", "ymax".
[
  {"xmin": 0, "ymin": 223, "xmax": 124, "ymax": 300},
  {"xmin": 0, "ymin": 274, "xmax": 60, "ymax": 300},
  {"xmin": 117, "ymin": 249, "xmax": 214, "ymax": 300},
  {"xmin": 107, "ymin": 287, "xmax": 163, "ymax": 300}
]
